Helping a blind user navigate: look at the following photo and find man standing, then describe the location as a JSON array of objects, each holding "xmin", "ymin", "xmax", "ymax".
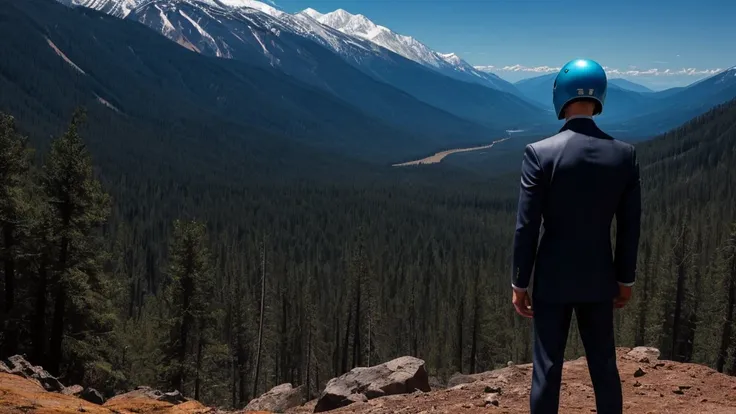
[{"xmin": 511, "ymin": 58, "xmax": 641, "ymax": 414}]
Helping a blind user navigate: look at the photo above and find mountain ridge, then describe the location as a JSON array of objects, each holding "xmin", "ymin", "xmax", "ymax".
[
  {"xmin": 309, "ymin": 7, "xmax": 520, "ymax": 94},
  {"xmin": 64, "ymin": 0, "xmax": 546, "ymax": 129}
]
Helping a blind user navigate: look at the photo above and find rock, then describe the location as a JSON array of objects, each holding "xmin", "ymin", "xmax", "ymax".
[
  {"xmin": 627, "ymin": 347, "xmax": 660, "ymax": 363},
  {"xmin": 634, "ymin": 367, "xmax": 647, "ymax": 378},
  {"xmin": 447, "ymin": 373, "xmax": 476, "ymax": 388},
  {"xmin": 245, "ymin": 383, "xmax": 305, "ymax": 412},
  {"xmin": 113, "ymin": 386, "xmax": 186, "ymax": 405},
  {"xmin": 483, "ymin": 385, "xmax": 502, "ymax": 394},
  {"xmin": 672, "ymin": 387, "xmax": 685, "ymax": 395},
  {"xmin": 313, "ymin": 356, "xmax": 430, "ymax": 413},
  {"xmin": 484, "ymin": 393, "xmax": 500, "ymax": 407},
  {"xmin": 81, "ymin": 387, "xmax": 104, "ymax": 405},
  {"xmin": 159, "ymin": 390, "xmax": 186, "ymax": 404},
  {"xmin": 2, "ymin": 354, "xmax": 65, "ymax": 392},
  {"xmin": 62, "ymin": 385, "xmax": 84, "ymax": 396},
  {"xmin": 633, "ymin": 381, "xmax": 641, "ymax": 387}
]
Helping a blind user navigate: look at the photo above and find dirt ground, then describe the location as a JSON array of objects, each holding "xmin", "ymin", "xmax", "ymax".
[
  {"xmin": 286, "ymin": 348, "xmax": 736, "ymax": 414},
  {"xmin": 2, "ymin": 347, "xmax": 736, "ymax": 414}
]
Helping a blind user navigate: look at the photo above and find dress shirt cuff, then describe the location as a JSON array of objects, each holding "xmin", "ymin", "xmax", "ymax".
[
  {"xmin": 618, "ymin": 281, "xmax": 635, "ymax": 287},
  {"xmin": 512, "ymin": 284, "xmax": 528, "ymax": 292}
]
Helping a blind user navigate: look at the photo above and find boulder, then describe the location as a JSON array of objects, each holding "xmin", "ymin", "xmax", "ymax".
[
  {"xmin": 113, "ymin": 385, "xmax": 187, "ymax": 405},
  {"xmin": 2, "ymin": 355, "xmax": 65, "ymax": 392},
  {"xmin": 314, "ymin": 356, "xmax": 430, "ymax": 413},
  {"xmin": 81, "ymin": 387, "xmax": 105, "ymax": 404},
  {"xmin": 627, "ymin": 347, "xmax": 661, "ymax": 363},
  {"xmin": 62, "ymin": 384, "xmax": 84, "ymax": 396},
  {"xmin": 245, "ymin": 383, "xmax": 305, "ymax": 413},
  {"xmin": 159, "ymin": 390, "xmax": 186, "ymax": 404}
]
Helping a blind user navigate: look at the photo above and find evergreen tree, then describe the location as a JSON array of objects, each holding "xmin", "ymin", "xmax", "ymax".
[
  {"xmin": 161, "ymin": 219, "xmax": 215, "ymax": 395},
  {"xmin": 0, "ymin": 113, "xmax": 33, "ymax": 359},
  {"xmin": 41, "ymin": 109, "xmax": 117, "ymax": 387}
]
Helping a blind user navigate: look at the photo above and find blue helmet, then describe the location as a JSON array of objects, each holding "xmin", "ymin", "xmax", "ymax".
[{"xmin": 553, "ymin": 59, "xmax": 608, "ymax": 120}]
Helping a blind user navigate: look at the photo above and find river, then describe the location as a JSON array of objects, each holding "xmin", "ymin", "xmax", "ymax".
[{"xmin": 392, "ymin": 137, "xmax": 510, "ymax": 167}]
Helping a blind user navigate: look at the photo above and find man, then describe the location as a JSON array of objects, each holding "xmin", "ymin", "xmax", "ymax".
[{"xmin": 511, "ymin": 58, "xmax": 641, "ymax": 414}]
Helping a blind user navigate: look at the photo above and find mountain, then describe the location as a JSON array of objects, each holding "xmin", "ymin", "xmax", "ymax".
[
  {"xmin": 608, "ymin": 78, "xmax": 654, "ymax": 93},
  {"xmin": 513, "ymin": 69, "xmax": 736, "ymax": 137},
  {"xmin": 60, "ymin": 0, "xmax": 139, "ymax": 17},
  {"xmin": 129, "ymin": 0, "xmax": 506, "ymax": 146},
  {"xmin": 59, "ymin": 0, "xmax": 545, "ymax": 130},
  {"xmin": 3, "ymin": 0, "xmax": 508, "ymax": 171},
  {"xmin": 309, "ymin": 8, "xmax": 520, "ymax": 94},
  {"xmin": 608, "ymin": 66, "xmax": 736, "ymax": 137},
  {"xmin": 513, "ymin": 73, "xmax": 655, "ymax": 120}
]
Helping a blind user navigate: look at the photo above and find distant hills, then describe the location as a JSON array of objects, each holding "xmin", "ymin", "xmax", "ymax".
[
  {"xmin": 609, "ymin": 78, "xmax": 654, "ymax": 93},
  {"xmin": 513, "ymin": 69, "xmax": 736, "ymax": 139}
]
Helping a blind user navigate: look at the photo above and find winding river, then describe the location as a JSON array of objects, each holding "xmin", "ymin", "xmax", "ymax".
[{"xmin": 392, "ymin": 137, "xmax": 510, "ymax": 167}]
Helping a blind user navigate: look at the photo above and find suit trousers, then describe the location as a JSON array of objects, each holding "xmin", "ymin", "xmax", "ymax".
[{"xmin": 530, "ymin": 299, "xmax": 623, "ymax": 414}]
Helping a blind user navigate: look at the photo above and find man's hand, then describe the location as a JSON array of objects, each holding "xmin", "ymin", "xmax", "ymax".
[
  {"xmin": 614, "ymin": 284, "xmax": 633, "ymax": 309},
  {"xmin": 512, "ymin": 289, "xmax": 534, "ymax": 318}
]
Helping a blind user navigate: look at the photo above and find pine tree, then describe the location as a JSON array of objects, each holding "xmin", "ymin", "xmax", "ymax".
[
  {"xmin": 161, "ymin": 219, "xmax": 213, "ymax": 395},
  {"xmin": 252, "ymin": 235, "xmax": 267, "ymax": 397},
  {"xmin": 42, "ymin": 109, "xmax": 117, "ymax": 386},
  {"xmin": 0, "ymin": 113, "xmax": 33, "ymax": 359},
  {"xmin": 716, "ymin": 224, "xmax": 736, "ymax": 372}
]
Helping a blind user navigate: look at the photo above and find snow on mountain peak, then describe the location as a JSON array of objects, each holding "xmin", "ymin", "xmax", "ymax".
[
  {"xmin": 65, "ymin": 0, "xmax": 142, "ymax": 18},
  {"xmin": 439, "ymin": 53, "xmax": 461, "ymax": 65},
  {"xmin": 58, "ymin": 0, "xmax": 520, "ymax": 93},
  {"xmin": 312, "ymin": 7, "xmax": 517, "ymax": 92},
  {"xmin": 213, "ymin": 0, "xmax": 284, "ymax": 17},
  {"xmin": 317, "ymin": 8, "xmax": 442, "ymax": 68},
  {"xmin": 300, "ymin": 7, "xmax": 324, "ymax": 20}
]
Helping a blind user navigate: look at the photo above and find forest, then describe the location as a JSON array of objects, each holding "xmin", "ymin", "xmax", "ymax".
[{"xmin": 0, "ymin": 97, "xmax": 734, "ymax": 409}]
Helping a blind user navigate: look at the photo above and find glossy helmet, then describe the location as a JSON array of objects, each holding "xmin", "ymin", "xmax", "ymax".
[{"xmin": 553, "ymin": 59, "xmax": 608, "ymax": 120}]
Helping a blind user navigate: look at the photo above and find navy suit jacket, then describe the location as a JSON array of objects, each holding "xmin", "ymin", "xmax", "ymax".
[{"xmin": 512, "ymin": 117, "xmax": 642, "ymax": 303}]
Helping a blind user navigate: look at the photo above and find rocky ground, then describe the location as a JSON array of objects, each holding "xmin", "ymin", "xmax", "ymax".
[{"xmin": 1, "ymin": 347, "xmax": 736, "ymax": 413}]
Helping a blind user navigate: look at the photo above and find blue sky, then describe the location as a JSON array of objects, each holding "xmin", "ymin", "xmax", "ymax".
[{"xmin": 276, "ymin": 0, "xmax": 735, "ymax": 89}]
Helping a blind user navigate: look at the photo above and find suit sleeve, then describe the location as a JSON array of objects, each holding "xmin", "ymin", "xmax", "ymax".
[
  {"xmin": 614, "ymin": 146, "xmax": 642, "ymax": 285},
  {"xmin": 512, "ymin": 145, "xmax": 546, "ymax": 290}
]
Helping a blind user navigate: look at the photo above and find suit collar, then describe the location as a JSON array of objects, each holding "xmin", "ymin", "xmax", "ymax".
[{"xmin": 559, "ymin": 117, "xmax": 613, "ymax": 140}]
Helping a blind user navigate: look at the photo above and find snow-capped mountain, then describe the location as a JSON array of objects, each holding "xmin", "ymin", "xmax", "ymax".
[
  {"xmin": 58, "ymin": 0, "xmax": 545, "ymax": 128},
  {"xmin": 60, "ymin": 0, "xmax": 283, "ymax": 17},
  {"xmin": 308, "ymin": 8, "xmax": 518, "ymax": 94},
  {"xmin": 58, "ymin": 0, "xmax": 141, "ymax": 17},
  {"xmin": 60, "ymin": 0, "xmax": 518, "ymax": 94}
]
